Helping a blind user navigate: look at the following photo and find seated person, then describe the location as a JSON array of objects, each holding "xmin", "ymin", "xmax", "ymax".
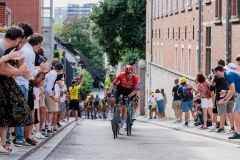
[{"xmin": 193, "ymin": 98, "xmax": 212, "ymax": 127}]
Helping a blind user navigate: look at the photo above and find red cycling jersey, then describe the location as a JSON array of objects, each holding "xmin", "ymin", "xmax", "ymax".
[{"xmin": 113, "ymin": 72, "xmax": 139, "ymax": 89}]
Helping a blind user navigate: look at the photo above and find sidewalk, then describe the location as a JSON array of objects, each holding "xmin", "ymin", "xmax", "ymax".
[
  {"xmin": 0, "ymin": 117, "xmax": 76, "ymax": 160},
  {"xmin": 137, "ymin": 116, "xmax": 240, "ymax": 145}
]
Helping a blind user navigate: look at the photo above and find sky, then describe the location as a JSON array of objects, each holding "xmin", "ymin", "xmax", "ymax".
[{"xmin": 53, "ymin": 0, "xmax": 100, "ymax": 7}]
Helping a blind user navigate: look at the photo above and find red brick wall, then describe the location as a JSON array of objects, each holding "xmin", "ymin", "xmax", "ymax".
[
  {"xmin": 3, "ymin": 0, "xmax": 41, "ymax": 33},
  {"xmin": 147, "ymin": 0, "xmax": 240, "ymax": 77},
  {"xmin": 0, "ymin": 2, "xmax": 6, "ymax": 26}
]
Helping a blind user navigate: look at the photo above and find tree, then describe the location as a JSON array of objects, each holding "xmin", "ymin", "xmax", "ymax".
[
  {"xmin": 55, "ymin": 16, "xmax": 105, "ymax": 87},
  {"xmin": 90, "ymin": 0, "xmax": 146, "ymax": 66},
  {"xmin": 79, "ymin": 69, "xmax": 94, "ymax": 100}
]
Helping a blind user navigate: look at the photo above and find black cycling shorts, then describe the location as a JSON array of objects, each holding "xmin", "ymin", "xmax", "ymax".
[
  {"xmin": 69, "ymin": 100, "xmax": 79, "ymax": 110},
  {"xmin": 111, "ymin": 85, "xmax": 135, "ymax": 99}
]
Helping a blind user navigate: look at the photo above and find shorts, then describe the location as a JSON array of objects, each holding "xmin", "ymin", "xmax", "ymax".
[
  {"xmin": 148, "ymin": 104, "xmax": 152, "ymax": 110},
  {"xmin": 157, "ymin": 99, "xmax": 164, "ymax": 114},
  {"xmin": 40, "ymin": 93, "xmax": 46, "ymax": 107},
  {"xmin": 33, "ymin": 87, "xmax": 40, "ymax": 109},
  {"xmin": 111, "ymin": 85, "xmax": 134, "ymax": 99},
  {"xmin": 55, "ymin": 102, "xmax": 60, "ymax": 112},
  {"xmin": 172, "ymin": 100, "xmax": 182, "ymax": 110},
  {"xmin": 69, "ymin": 100, "xmax": 79, "ymax": 110},
  {"xmin": 201, "ymin": 98, "xmax": 213, "ymax": 108},
  {"xmin": 45, "ymin": 92, "xmax": 56, "ymax": 112},
  {"xmin": 233, "ymin": 94, "xmax": 240, "ymax": 112},
  {"xmin": 60, "ymin": 102, "xmax": 66, "ymax": 112},
  {"xmin": 182, "ymin": 100, "xmax": 194, "ymax": 112},
  {"xmin": 217, "ymin": 100, "xmax": 234, "ymax": 114},
  {"xmin": 212, "ymin": 100, "xmax": 218, "ymax": 114}
]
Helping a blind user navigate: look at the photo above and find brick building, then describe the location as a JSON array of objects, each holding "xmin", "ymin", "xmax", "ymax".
[
  {"xmin": 145, "ymin": 0, "xmax": 240, "ymax": 118},
  {"xmin": 2, "ymin": 0, "xmax": 41, "ymax": 33}
]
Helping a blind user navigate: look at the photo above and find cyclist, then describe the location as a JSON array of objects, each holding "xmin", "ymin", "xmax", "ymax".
[
  {"xmin": 104, "ymin": 72, "xmax": 116, "ymax": 98},
  {"xmin": 108, "ymin": 65, "xmax": 139, "ymax": 130},
  {"xmin": 92, "ymin": 94, "xmax": 101, "ymax": 119}
]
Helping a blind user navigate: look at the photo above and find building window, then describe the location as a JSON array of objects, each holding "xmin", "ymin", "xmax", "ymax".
[
  {"xmin": 162, "ymin": 0, "xmax": 164, "ymax": 16},
  {"xmin": 175, "ymin": 47, "xmax": 178, "ymax": 70},
  {"xmin": 159, "ymin": 29, "xmax": 161, "ymax": 38},
  {"xmin": 188, "ymin": 0, "xmax": 192, "ymax": 7},
  {"xmin": 215, "ymin": 0, "xmax": 222, "ymax": 21},
  {"xmin": 206, "ymin": 27, "xmax": 211, "ymax": 75},
  {"xmin": 181, "ymin": 48, "xmax": 184, "ymax": 72},
  {"xmin": 170, "ymin": 0, "xmax": 173, "ymax": 14},
  {"xmin": 193, "ymin": 26, "xmax": 194, "ymax": 39},
  {"xmin": 188, "ymin": 49, "xmax": 191, "ymax": 75},
  {"xmin": 166, "ymin": 0, "xmax": 168, "ymax": 15},
  {"xmin": 185, "ymin": 26, "xmax": 187, "ymax": 39},
  {"xmin": 181, "ymin": 0, "xmax": 185, "ymax": 11},
  {"xmin": 179, "ymin": 27, "xmax": 180, "ymax": 39},
  {"xmin": 173, "ymin": 28, "xmax": 175, "ymax": 39},
  {"xmin": 153, "ymin": 0, "xmax": 156, "ymax": 19},
  {"xmin": 158, "ymin": 0, "xmax": 160, "ymax": 16},
  {"xmin": 175, "ymin": 0, "xmax": 178, "ymax": 12},
  {"xmin": 157, "ymin": 0, "xmax": 159, "ymax": 17},
  {"xmin": 236, "ymin": 0, "xmax": 240, "ymax": 18}
]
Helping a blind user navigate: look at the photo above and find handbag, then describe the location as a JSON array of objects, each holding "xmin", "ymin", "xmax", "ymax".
[{"xmin": 198, "ymin": 82, "xmax": 212, "ymax": 99}]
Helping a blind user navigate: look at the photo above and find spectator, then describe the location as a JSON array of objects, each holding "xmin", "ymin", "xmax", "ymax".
[
  {"xmin": 0, "ymin": 26, "xmax": 31, "ymax": 153},
  {"xmin": 215, "ymin": 66, "xmax": 240, "ymax": 139},
  {"xmin": 172, "ymin": 79, "xmax": 182, "ymax": 123},
  {"xmin": 208, "ymin": 75, "xmax": 218, "ymax": 132},
  {"xmin": 193, "ymin": 98, "xmax": 212, "ymax": 127},
  {"xmin": 154, "ymin": 89, "xmax": 164, "ymax": 119},
  {"xmin": 148, "ymin": 92, "xmax": 154, "ymax": 119},
  {"xmin": 161, "ymin": 89, "xmax": 167, "ymax": 119},
  {"xmin": 150, "ymin": 93, "xmax": 157, "ymax": 119},
  {"xmin": 177, "ymin": 77, "xmax": 194, "ymax": 127}
]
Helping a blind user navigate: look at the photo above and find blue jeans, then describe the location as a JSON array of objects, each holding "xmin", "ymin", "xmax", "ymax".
[
  {"xmin": 198, "ymin": 112, "xmax": 204, "ymax": 125},
  {"xmin": 15, "ymin": 85, "xmax": 28, "ymax": 141},
  {"xmin": 182, "ymin": 100, "xmax": 194, "ymax": 112},
  {"xmin": 157, "ymin": 99, "xmax": 164, "ymax": 114}
]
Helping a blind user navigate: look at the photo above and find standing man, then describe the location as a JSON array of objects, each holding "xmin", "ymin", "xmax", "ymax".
[
  {"xmin": 172, "ymin": 79, "xmax": 182, "ymax": 123},
  {"xmin": 215, "ymin": 66, "xmax": 240, "ymax": 139},
  {"xmin": 67, "ymin": 72, "xmax": 84, "ymax": 124}
]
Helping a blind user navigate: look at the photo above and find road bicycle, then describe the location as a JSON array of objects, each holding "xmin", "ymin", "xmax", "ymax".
[{"xmin": 111, "ymin": 98, "xmax": 121, "ymax": 139}]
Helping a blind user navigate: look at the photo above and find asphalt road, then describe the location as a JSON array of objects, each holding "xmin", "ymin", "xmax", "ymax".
[{"xmin": 45, "ymin": 119, "xmax": 240, "ymax": 160}]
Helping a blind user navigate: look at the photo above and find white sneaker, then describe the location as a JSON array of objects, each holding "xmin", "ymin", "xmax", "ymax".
[
  {"xmin": 108, "ymin": 113, "xmax": 113, "ymax": 121},
  {"xmin": 173, "ymin": 119, "xmax": 179, "ymax": 123},
  {"xmin": 209, "ymin": 126, "xmax": 216, "ymax": 132},
  {"xmin": 123, "ymin": 122, "xmax": 127, "ymax": 129},
  {"xmin": 35, "ymin": 133, "xmax": 45, "ymax": 139},
  {"xmin": 132, "ymin": 114, "xmax": 136, "ymax": 120},
  {"xmin": 66, "ymin": 120, "xmax": 70, "ymax": 123},
  {"xmin": 75, "ymin": 121, "xmax": 80, "ymax": 125},
  {"xmin": 118, "ymin": 128, "xmax": 123, "ymax": 135}
]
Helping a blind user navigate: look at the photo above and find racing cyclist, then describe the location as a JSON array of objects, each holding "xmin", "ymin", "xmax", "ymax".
[
  {"xmin": 108, "ymin": 65, "xmax": 139, "ymax": 130},
  {"xmin": 104, "ymin": 72, "xmax": 116, "ymax": 98}
]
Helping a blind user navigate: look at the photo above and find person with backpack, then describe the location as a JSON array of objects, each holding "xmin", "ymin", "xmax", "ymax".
[
  {"xmin": 192, "ymin": 73, "xmax": 213, "ymax": 130},
  {"xmin": 177, "ymin": 77, "xmax": 194, "ymax": 127}
]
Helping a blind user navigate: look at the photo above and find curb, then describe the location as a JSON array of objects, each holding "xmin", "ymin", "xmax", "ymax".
[
  {"xmin": 137, "ymin": 119, "xmax": 240, "ymax": 145},
  {"xmin": 8, "ymin": 119, "xmax": 77, "ymax": 160}
]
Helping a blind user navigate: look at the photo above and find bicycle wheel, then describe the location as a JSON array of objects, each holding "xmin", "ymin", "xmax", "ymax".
[{"xmin": 127, "ymin": 108, "xmax": 130, "ymax": 136}]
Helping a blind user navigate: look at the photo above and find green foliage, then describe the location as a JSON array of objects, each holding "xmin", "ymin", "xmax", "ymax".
[
  {"xmin": 90, "ymin": 0, "xmax": 146, "ymax": 66},
  {"xmin": 53, "ymin": 50, "xmax": 63, "ymax": 60},
  {"xmin": 54, "ymin": 22, "xmax": 63, "ymax": 36},
  {"xmin": 55, "ymin": 15, "xmax": 105, "ymax": 87},
  {"xmin": 79, "ymin": 69, "xmax": 94, "ymax": 100}
]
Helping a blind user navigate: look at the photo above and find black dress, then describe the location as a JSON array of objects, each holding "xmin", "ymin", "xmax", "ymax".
[{"xmin": 0, "ymin": 75, "xmax": 32, "ymax": 127}]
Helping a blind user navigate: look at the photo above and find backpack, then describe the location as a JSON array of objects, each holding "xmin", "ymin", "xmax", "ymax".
[{"xmin": 182, "ymin": 85, "xmax": 193, "ymax": 99}]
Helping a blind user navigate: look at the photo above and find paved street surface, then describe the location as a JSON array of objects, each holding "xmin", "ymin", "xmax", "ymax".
[{"xmin": 45, "ymin": 119, "xmax": 240, "ymax": 160}]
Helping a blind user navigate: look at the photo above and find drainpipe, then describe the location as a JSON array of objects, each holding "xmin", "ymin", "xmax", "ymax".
[
  {"xmin": 149, "ymin": 0, "xmax": 153, "ymax": 93},
  {"xmin": 226, "ymin": 0, "xmax": 230, "ymax": 64},
  {"xmin": 197, "ymin": 0, "xmax": 201, "ymax": 72}
]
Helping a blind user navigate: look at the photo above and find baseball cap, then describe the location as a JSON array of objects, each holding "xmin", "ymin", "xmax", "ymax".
[
  {"xmin": 224, "ymin": 63, "xmax": 237, "ymax": 72},
  {"xmin": 54, "ymin": 63, "xmax": 64, "ymax": 70}
]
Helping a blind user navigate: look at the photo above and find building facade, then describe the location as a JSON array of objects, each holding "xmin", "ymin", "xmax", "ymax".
[
  {"xmin": 54, "ymin": 7, "xmax": 67, "ymax": 24},
  {"xmin": 67, "ymin": 3, "xmax": 97, "ymax": 19},
  {"xmin": 146, "ymin": 0, "xmax": 240, "ymax": 118}
]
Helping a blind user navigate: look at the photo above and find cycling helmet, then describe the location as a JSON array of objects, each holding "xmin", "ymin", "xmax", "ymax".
[
  {"xmin": 109, "ymin": 72, "xmax": 116, "ymax": 77},
  {"xmin": 125, "ymin": 65, "xmax": 134, "ymax": 72},
  {"xmin": 179, "ymin": 77, "xmax": 187, "ymax": 84},
  {"xmin": 96, "ymin": 94, "xmax": 99, "ymax": 97}
]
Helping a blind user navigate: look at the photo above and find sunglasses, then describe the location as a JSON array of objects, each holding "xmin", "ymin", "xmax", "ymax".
[{"xmin": 126, "ymin": 72, "xmax": 133, "ymax": 75}]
